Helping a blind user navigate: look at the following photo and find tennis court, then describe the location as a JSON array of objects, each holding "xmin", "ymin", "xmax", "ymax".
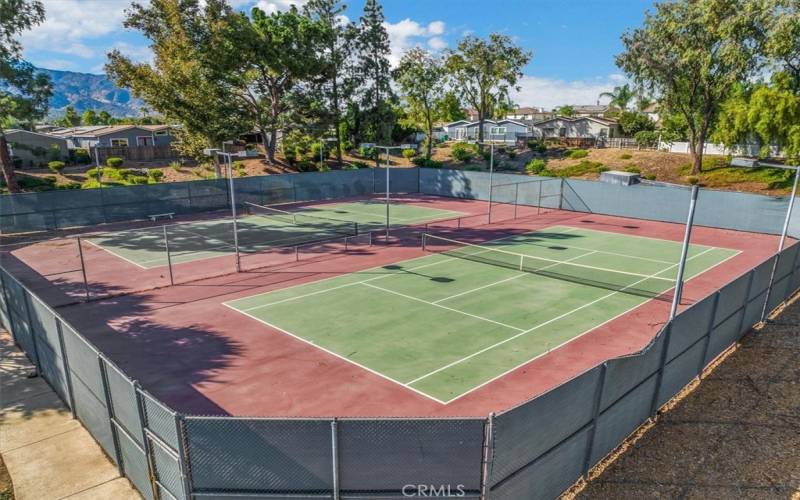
[
  {"xmin": 87, "ymin": 199, "xmax": 465, "ymax": 269},
  {"xmin": 225, "ymin": 225, "xmax": 739, "ymax": 403}
]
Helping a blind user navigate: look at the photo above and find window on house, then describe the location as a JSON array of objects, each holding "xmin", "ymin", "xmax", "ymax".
[
  {"xmin": 559, "ymin": 128, "xmax": 567, "ymax": 137},
  {"xmin": 154, "ymin": 130, "xmax": 168, "ymax": 136},
  {"xmin": 110, "ymin": 138, "xmax": 129, "ymax": 147}
]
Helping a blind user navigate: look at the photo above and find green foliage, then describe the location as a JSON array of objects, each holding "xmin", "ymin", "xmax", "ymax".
[
  {"xmin": 506, "ymin": 150, "xmax": 516, "ymax": 159},
  {"xmin": 402, "ymin": 148, "xmax": 417, "ymax": 159},
  {"xmin": 105, "ymin": 168, "xmax": 131, "ymax": 181},
  {"xmin": 57, "ymin": 105, "xmax": 81, "ymax": 127},
  {"xmin": 620, "ymin": 153, "xmax": 633, "ymax": 160},
  {"xmin": 81, "ymin": 109, "xmax": 98, "ymax": 126},
  {"xmin": 81, "ymin": 179, "xmax": 102, "ymax": 189},
  {"xmin": 411, "ymin": 157, "xmax": 443, "ymax": 167},
  {"xmin": 624, "ymin": 165, "xmax": 641, "ymax": 174},
  {"xmin": 634, "ymin": 130, "xmax": 660, "ymax": 147},
  {"xmin": 451, "ymin": 142, "xmax": 477, "ymax": 162},
  {"xmin": 17, "ymin": 174, "xmax": 55, "ymax": 191},
  {"xmin": 147, "ymin": 169, "xmax": 164, "ymax": 182},
  {"xmin": 565, "ymin": 149, "xmax": 589, "ymax": 159},
  {"xmin": 547, "ymin": 160, "xmax": 608, "ymax": 178},
  {"xmin": 435, "ymin": 91, "xmax": 466, "ymax": 122},
  {"xmin": 355, "ymin": 0, "xmax": 395, "ymax": 146},
  {"xmin": 644, "ymin": 173, "xmax": 657, "ymax": 180},
  {"xmin": 310, "ymin": 141, "xmax": 330, "ymax": 161},
  {"xmin": 465, "ymin": 165, "xmax": 482, "ymax": 171},
  {"xmin": 527, "ymin": 140, "xmax": 547, "ymax": 153},
  {"xmin": 687, "ymin": 176, "xmax": 700, "ymax": 185},
  {"xmin": 526, "ymin": 159, "xmax": 547, "ymax": 175},
  {"xmin": 47, "ymin": 161, "xmax": 65, "ymax": 173},
  {"xmin": 73, "ymin": 148, "xmax": 90, "ymax": 163},
  {"xmin": 85, "ymin": 167, "xmax": 100, "ymax": 178},
  {"xmin": 169, "ymin": 161, "xmax": 183, "ymax": 172},
  {"xmin": 599, "ymin": 84, "xmax": 636, "ymax": 110},
  {"xmin": 358, "ymin": 146, "xmax": 378, "ymax": 160},
  {"xmin": 350, "ymin": 160, "xmax": 370, "ymax": 169},
  {"xmin": 554, "ymin": 105, "xmax": 576, "ymax": 117},
  {"xmin": 106, "ymin": 157, "xmax": 124, "ymax": 168},
  {"xmin": 617, "ymin": 111, "xmax": 655, "ymax": 136},
  {"xmin": 283, "ymin": 130, "xmax": 316, "ymax": 165},
  {"xmin": 129, "ymin": 175, "xmax": 149, "ymax": 185}
]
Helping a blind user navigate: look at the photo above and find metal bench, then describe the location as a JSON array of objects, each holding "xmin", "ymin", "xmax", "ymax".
[{"xmin": 148, "ymin": 212, "xmax": 175, "ymax": 222}]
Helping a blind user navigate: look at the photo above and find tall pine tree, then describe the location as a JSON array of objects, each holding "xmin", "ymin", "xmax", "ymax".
[{"xmin": 355, "ymin": 0, "xmax": 394, "ymax": 160}]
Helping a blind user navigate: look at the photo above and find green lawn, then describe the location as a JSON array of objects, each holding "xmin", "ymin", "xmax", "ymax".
[{"xmin": 225, "ymin": 225, "xmax": 739, "ymax": 403}]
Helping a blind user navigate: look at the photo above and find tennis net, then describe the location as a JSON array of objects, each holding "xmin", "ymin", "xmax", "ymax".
[
  {"xmin": 422, "ymin": 233, "xmax": 677, "ymax": 300},
  {"xmin": 244, "ymin": 202, "xmax": 358, "ymax": 237}
]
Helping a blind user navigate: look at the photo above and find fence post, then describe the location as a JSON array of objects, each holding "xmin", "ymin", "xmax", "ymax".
[
  {"xmin": 737, "ymin": 271, "xmax": 756, "ymax": 337},
  {"xmin": 649, "ymin": 323, "xmax": 674, "ymax": 415},
  {"xmin": 480, "ymin": 413, "xmax": 495, "ymax": 500},
  {"xmin": 76, "ymin": 237, "xmax": 91, "ymax": 301},
  {"xmin": 22, "ymin": 292, "xmax": 42, "ymax": 373},
  {"xmin": 0, "ymin": 270, "xmax": 16, "ymax": 344},
  {"xmin": 331, "ymin": 419, "xmax": 340, "ymax": 500},
  {"xmin": 698, "ymin": 292, "xmax": 720, "ymax": 376},
  {"xmin": 135, "ymin": 386, "xmax": 159, "ymax": 500},
  {"xmin": 582, "ymin": 362, "xmax": 608, "ymax": 476},
  {"xmin": 175, "ymin": 415, "xmax": 194, "ymax": 500},
  {"xmin": 163, "ymin": 226, "xmax": 174, "ymax": 286},
  {"xmin": 98, "ymin": 357, "xmax": 125, "ymax": 476},
  {"xmin": 558, "ymin": 178, "xmax": 565, "ymax": 210},
  {"xmin": 54, "ymin": 318, "xmax": 77, "ymax": 418}
]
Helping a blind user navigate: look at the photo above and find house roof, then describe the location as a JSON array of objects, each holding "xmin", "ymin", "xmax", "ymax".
[
  {"xmin": 51, "ymin": 124, "xmax": 172, "ymax": 138},
  {"xmin": 570, "ymin": 104, "xmax": 609, "ymax": 114},
  {"xmin": 510, "ymin": 106, "xmax": 549, "ymax": 114},
  {"xmin": 446, "ymin": 119, "xmax": 528, "ymax": 128},
  {"xmin": 6, "ymin": 128, "xmax": 68, "ymax": 141},
  {"xmin": 533, "ymin": 115, "xmax": 618, "ymax": 127}
]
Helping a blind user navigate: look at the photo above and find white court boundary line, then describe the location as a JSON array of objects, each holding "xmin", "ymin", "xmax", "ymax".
[{"xmin": 84, "ymin": 238, "xmax": 149, "ymax": 270}]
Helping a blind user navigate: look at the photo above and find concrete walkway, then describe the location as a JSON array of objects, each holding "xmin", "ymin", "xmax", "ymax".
[{"xmin": 0, "ymin": 330, "xmax": 141, "ymax": 500}]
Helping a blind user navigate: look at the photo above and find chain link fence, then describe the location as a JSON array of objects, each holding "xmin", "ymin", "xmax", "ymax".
[{"xmin": 1, "ymin": 168, "xmax": 798, "ymax": 499}]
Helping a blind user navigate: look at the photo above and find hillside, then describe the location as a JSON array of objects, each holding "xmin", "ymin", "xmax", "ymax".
[{"xmin": 0, "ymin": 67, "xmax": 145, "ymax": 118}]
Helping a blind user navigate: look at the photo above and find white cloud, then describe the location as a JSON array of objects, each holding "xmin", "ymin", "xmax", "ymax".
[
  {"xmin": 111, "ymin": 42, "xmax": 154, "ymax": 65},
  {"xmin": 383, "ymin": 18, "xmax": 447, "ymax": 67},
  {"xmin": 428, "ymin": 37, "xmax": 447, "ymax": 51},
  {"xmin": 254, "ymin": 0, "xmax": 307, "ymax": 14},
  {"xmin": 20, "ymin": 0, "xmax": 129, "ymax": 59},
  {"xmin": 511, "ymin": 74, "xmax": 629, "ymax": 110},
  {"xmin": 36, "ymin": 59, "xmax": 78, "ymax": 71}
]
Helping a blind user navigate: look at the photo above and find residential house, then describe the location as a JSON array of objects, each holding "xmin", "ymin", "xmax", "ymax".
[
  {"xmin": 444, "ymin": 119, "xmax": 529, "ymax": 144},
  {"xmin": 504, "ymin": 106, "xmax": 553, "ymax": 122},
  {"xmin": 5, "ymin": 129, "xmax": 69, "ymax": 168},
  {"xmin": 51, "ymin": 125, "xmax": 176, "ymax": 149},
  {"xmin": 526, "ymin": 116, "xmax": 621, "ymax": 143},
  {"xmin": 641, "ymin": 103, "xmax": 660, "ymax": 125},
  {"xmin": 571, "ymin": 104, "xmax": 610, "ymax": 118}
]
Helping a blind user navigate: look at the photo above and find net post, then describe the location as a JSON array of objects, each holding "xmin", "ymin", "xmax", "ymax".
[
  {"xmin": 76, "ymin": 237, "xmax": 90, "ymax": 301},
  {"xmin": 344, "ymin": 237, "xmax": 348, "ymax": 252},
  {"xmin": 295, "ymin": 246, "xmax": 299, "ymax": 261},
  {"xmin": 760, "ymin": 164, "xmax": 799, "ymax": 322},
  {"xmin": 422, "ymin": 233, "xmax": 427, "ymax": 251},
  {"xmin": 519, "ymin": 253, "xmax": 524, "ymax": 271},
  {"xmin": 669, "ymin": 185, "xmax": 699, "ymax": 320},
  {"xmin": 163, "ymin": 225, "xmax": 174, "ymax": 286},
  {"xmin": 225, "ymin": 153, "xmax": 242, "ymax": 273}
]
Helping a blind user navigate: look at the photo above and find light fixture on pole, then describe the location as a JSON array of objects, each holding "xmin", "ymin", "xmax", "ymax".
[
  {"xmin": 732, "ymin": 158, "xmax": 799, "ymax": 321},
  {"xmin": 477, "ymin": 126, "xmax": 508, "ymax": 223},
  {"xmin": 374, "ymin": 145, "xmax": 404, "ymax": 240}
]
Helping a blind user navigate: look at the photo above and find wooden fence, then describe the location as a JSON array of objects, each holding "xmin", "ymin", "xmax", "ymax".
[{"xmin": 92, "ymin": 144, "xmax": 179, "ymax": 163}]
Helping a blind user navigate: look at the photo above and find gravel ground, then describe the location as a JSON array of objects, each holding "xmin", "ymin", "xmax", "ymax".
[
  {"xmin": 565, "ymin": 292, "xmax": 800, "ymax": 499},
  {"xmin": 0, "ymin": 452, "xmax": 13, "ymax": 500}
]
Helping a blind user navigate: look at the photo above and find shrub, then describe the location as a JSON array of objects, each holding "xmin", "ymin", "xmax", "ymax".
[
  {"xmin": 465, "ymin": 165, "xmax": 482, "ymax": 172},
  {"xmin": 635, "ymin": 130, "xmax": 659, "ymax": 148},
  {"xmin": 74, "ymin": 148, "xmax": 90, "ymax": 163},
  {"xmin": 507, "ymin": 150, "xmax": 517, "ymax": 159},
  {"xmin": 597, "ymin": 166, "xmax": 610, "ymax": 173},
  {"xmin": 350, "ymin": 161, "xmax": 369, "ymax": 169},
  {"xmin": 620, "ymin": 153, "xmax": 633, "ymax": 160},
  {"xmin": 624, "ymin": 166, "xmax": 641, "ymax": 174},
  {"xmin": 412, "ymin": 157, "xmax": 442, "ymax": 167},
  {"xmin": 106, "ymin": 156, "xmax": 124, "ymax": 168},
  {"xmin": 310, "ymin": 142, "xmax": 330, "ymax": 161},
  {"xmin": 644, "ymin": 173, "xmax": 657, "ymax": 181},
  {"xmin": 527, "ymin": 140, "xmax": 547, "ymax": 153},
  {"xmin": 526, "ymin": 159, "xmax": 547, "ymax": 175},
  {"xmin": 57, "ymin": 182, "xmax": 81, "ymax": 190},
  {"xmin": 565, "ymin": 149, "xmax": 589, "ymax": 159},
  {"xmin": 402, "ymin": 148, "xmax": 417, "ymax": 159},
  {"xmin": 482, "ymin": 151, "xmax": 492, "ymax": 162},
  {"xmin": 148, "ymin": 169, "xmax": 164, "ymax": 181},
  {"xmin": 48, "ymin": 161, "xmax": 66, "ymax": 173},
  {"xmin": 316, "ymin": 162, "xmax": 331, "ymax": 172},
  {"xmin": 129, "ymin": 175, "xmax": 149, "ymax": 185},
  {"xmin": 451, "ymin": 142, "xmax": 477, "ymax": 162},
  {"xmin": 687, "ymin": 176, "xmax": 700, "ymax": 185},
  {"xmin": 106, "ymin": 168, "xmax": 131, "ymax": 181},
  {"xmin": 169, "ymin": 161, "xmax": 183, "ymax": 172},
  {"xmin": 359, "ymin": 146, "xmax": 377, "ymax": 160},
  {"xmin": 81, "ymin": 179, "xmax": 101, "ymax": 189},
  {"xmin": 85, "ymin": 167, "xmax": 100, "ymax": 178},
  {"xmin": 341, "ymin": 164, "xmax": 359, "ymax": 170}
]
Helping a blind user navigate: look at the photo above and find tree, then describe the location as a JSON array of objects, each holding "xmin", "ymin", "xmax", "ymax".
[
  {"xmin": 97, "ymin": 110, "xmax": 113, "ymax": 125},
  {"xmin": 446, "ymin": 34, "xmax": 531, "ymax": 149},
  {"xmin": 0, "ymin": 0, "xmax": 51, "ymax": 192},
  {"xmin": 355, "ymin": 0, "xmax": 395, "ymax": 160},
  {"xmin": 435, "ymin": 91, "xmax": 466, "ymax": 122},
  {"xmin": 599, "ymin": 83, "xmax": 636, "ymax": 110},
  {"xmin": 107, "ymin": 0, "xmax": 252, "ymax": 160},
  {"xmin": 394, "ymin": 48, "xmax": 446, "ymax": 159},
  {"xmin": 555, "ymin": 105, "xmax": 576, "ymax": 117},
  {"xmin": 57, "ymin": 105, "xmax": 81, "ymax": 127},
  {"xmin": 304, "ymin": 0, "xmax": 355, "ymax": 166},
  {"xmin": 616, "ymin": 0, "xmax": 768, "ymax": 174},
  {"xmin": 82, "ymin": 109, "xmax": 98, "ymax": 126},
  {"xmin": 617, "ymin": 111, "xmax": 655, "ymax": 136}
]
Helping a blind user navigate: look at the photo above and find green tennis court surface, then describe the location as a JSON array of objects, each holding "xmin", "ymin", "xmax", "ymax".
[
  {"xmin": 225, "ymin": 225, "xmax": 739, "ymax": 403},
  {"xmin": 87, "ymin": 200, "xmax": 465, "ymax": 268}
]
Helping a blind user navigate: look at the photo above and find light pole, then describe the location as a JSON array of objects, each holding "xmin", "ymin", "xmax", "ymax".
[
  {"xmin": 732, "ymin": 158, "xmax": 800, "ymax": 321},
  {"xmin": 374, "ymin": 145, "xmax": 403, "ymax": 240},
  {"xmin": 478, "ymin": 127, "xmax": 507, "ymax": 224},
  {"xmin": 203, "ymin": 148, "xmax": 251, "ymax": 272}
]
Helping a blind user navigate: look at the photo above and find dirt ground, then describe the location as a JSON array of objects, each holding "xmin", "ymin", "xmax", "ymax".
[
  {"xmin": 0, "ymin": 452, "xmax": 13, "ymax": 500},
  {"xmin": 565, "ymin": 292, "xmax": 800, "ymax": 500}
]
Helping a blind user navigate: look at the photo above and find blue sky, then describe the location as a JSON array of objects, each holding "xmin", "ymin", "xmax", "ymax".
[{"xmin": 20, "ymin": 0, "xmax": 654, "ymax": 109}]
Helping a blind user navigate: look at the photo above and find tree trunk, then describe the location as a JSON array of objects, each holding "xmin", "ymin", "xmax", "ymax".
[
  {"xmin": 426, "ymin": 115, "xmax": 433, "ymax": 159},
  {"xmin": 0, "ymin": 133, "xmax": 20, "ymax": 193},
  {"xmin": 266, "ymin": 129, "xmax": 278, "ymax": 164}
]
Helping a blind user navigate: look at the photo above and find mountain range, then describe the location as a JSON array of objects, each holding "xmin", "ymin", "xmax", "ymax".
[{"xmin": 29, "ymin": 67, "xmax": 145, "ymax": 118}]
